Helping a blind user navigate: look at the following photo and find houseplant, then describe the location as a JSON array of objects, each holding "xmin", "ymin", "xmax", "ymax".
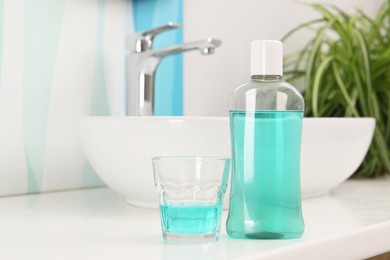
[{"xmin": 283, "ymin": 1, "xmax": 390, "ymax": 177}]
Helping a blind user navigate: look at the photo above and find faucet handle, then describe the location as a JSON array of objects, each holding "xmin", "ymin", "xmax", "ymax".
[{"xmin": 126, "ymin": 22, "xmax": 181, "ymax": 53}]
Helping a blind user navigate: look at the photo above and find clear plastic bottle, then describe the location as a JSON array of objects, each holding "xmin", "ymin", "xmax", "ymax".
[{"xmin": 226, "ymin": 40, "xmax": 305, "ymax": 239}]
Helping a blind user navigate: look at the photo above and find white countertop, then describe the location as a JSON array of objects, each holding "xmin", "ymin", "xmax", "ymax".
[{"xmin": 1, "ymin": 178, "xmax": 390, "ymax": 260}]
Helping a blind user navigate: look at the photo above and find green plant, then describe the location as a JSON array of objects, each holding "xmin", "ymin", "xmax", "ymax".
[{"xmin": 283, "ymin": 1, "xmax": 390, "ymax": 177}]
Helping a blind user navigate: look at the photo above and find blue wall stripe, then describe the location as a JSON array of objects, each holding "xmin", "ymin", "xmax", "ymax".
[
  {"xmin": 82, "ymin": 0, "xmax": 109, "ymax": 187},
  {"xmin": 23, "ymin": 0, "xmax": 65, "ymax": 192},
  {"xmin": 0, "ymin": 1, "xmax": 3, "ymax": 93},
  {"xmin": 132, "ymin": 0, "xmax": 183, "ymax": 116},
  {"xmin": 90, "ymin": 0, "xmax": 110, "ymax": 117},
  {"xmin": 25, "ymin": 151, "xmax": 39, "ymax": 193}
]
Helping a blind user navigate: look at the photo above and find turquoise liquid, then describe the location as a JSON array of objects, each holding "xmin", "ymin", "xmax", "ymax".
[
  {"xmin": 160, "ymin": 203, "xmax": 223, "ymax": 236},
  {"xmin": 226, "ymin": 110, "xmax": 304, "ymax": 239}
]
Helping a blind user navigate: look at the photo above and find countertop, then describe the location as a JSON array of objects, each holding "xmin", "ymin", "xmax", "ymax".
[{"xmin": 1, "ymin": 178, "xmax": 390, "ymax": 260}]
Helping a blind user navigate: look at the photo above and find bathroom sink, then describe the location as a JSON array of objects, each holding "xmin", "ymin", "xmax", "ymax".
[{"xmin": 80, "ymin": 116, "xmax": 375, "ymax": 208}]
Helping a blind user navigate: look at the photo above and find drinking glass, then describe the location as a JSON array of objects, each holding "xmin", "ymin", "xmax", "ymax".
[{"xmin": 152, "ymin": 156, "xmax": 230, "ymax": 243}]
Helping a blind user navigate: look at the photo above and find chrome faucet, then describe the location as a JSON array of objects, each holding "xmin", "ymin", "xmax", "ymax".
[{"xmin": 125, "ymin": 22, "xmax": 222, "ymax": 116}]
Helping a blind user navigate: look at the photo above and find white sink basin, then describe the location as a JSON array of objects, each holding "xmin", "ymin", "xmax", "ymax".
[{"xmin": 80, "ymin": 117, "xmax": 375, "ymax": 208}]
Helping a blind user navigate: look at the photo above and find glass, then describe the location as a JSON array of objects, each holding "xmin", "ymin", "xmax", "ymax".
[{"xmin": 152, "ymin": 156, "xmax": 230, "ymax": 243}]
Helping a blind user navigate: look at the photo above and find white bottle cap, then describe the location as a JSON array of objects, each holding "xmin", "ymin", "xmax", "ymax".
[{"xmin": 250, "ymin": 40, "xmax": 283, "ymax": 76}]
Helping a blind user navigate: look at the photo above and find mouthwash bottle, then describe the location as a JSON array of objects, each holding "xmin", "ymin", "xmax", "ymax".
[{"xmin": 226, "ymin": 40, "xmax": 305, "ymax": 239}]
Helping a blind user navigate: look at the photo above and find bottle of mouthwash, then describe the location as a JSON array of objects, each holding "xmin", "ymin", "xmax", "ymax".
[{"xmin": 226, "ymin": 40, "xmax": 305, "ymax": 239}]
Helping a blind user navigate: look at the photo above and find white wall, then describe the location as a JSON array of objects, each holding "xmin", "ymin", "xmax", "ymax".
[{"xmin": 183, "ymin": 0, "xmax": 383, "ymax": 116}]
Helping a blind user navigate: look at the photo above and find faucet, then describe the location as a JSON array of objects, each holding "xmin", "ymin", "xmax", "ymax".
[{"xmin": 125, "ymin": 22, "xmax": 222, "ymax": 116}]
